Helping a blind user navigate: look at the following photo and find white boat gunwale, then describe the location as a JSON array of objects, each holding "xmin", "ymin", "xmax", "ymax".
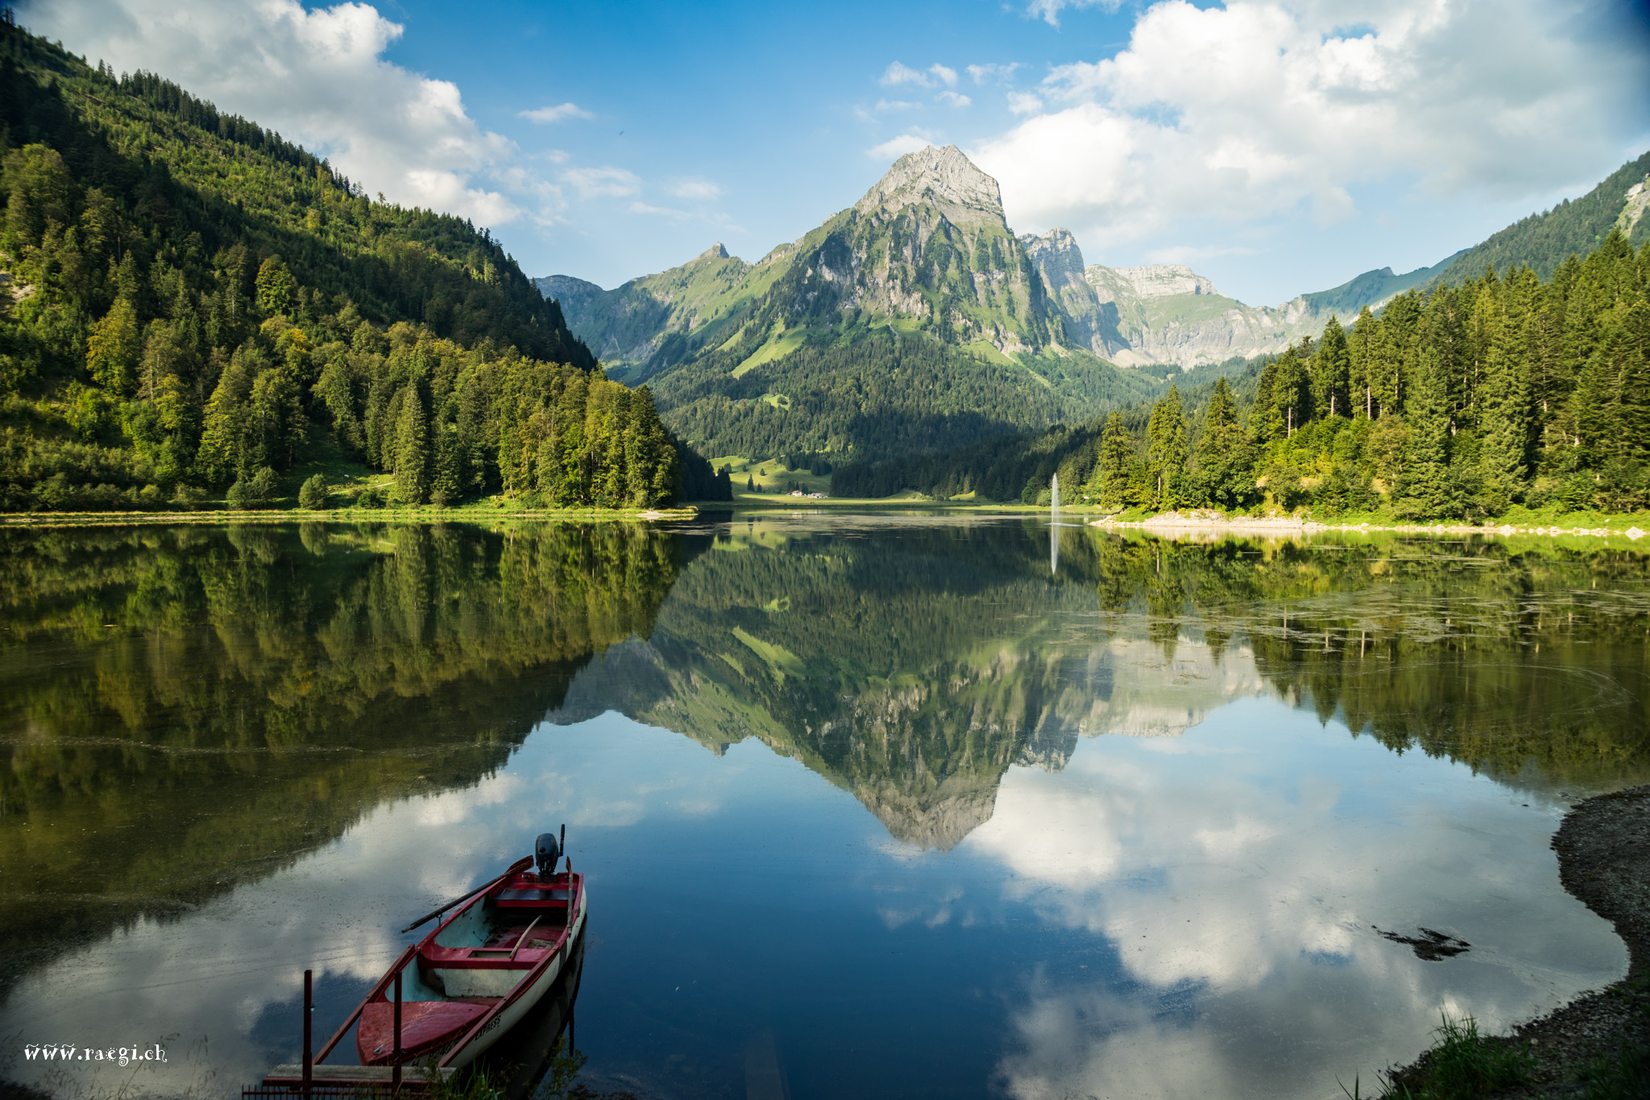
[{"xmin": 304, "ymin": 852, "xmax": 585, "ymax": 1076}]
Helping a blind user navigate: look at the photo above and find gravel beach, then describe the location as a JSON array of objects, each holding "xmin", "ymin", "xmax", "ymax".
[{"xmin": 1387, "ymin": 785, "xmax": 1650, "ymax": 1097}]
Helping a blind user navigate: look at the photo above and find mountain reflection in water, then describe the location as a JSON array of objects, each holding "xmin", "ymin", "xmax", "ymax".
[{"xmin": 0, "ymin": 517, "xmax": 1646, "ymax": 1098}]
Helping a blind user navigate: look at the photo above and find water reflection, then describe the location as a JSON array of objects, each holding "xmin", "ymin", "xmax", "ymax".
[
  {"xmin": 0, "ymin": 523, "xmax": 700, "ymax": 997},
  {"xmin": 974, "ymin": 700, "xmax": 1621, "ymax": 1098},
  {"xmin": 1, "ymin": 519, "xmax": 1648, "ymax": 1097}
]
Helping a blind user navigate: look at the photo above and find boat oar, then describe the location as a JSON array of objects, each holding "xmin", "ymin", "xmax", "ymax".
[
  {"xmin": 397, "ymin": 855, "xmax": 535, "ymax": 933},
  {"xmin": 399, "ymin": 887, "xmax": 480, "ymax": 934}
]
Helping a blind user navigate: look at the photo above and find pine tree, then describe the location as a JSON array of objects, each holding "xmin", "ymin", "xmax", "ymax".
[
  {"xmin": 1188, "ymin": 378, "xmax": 1253, "ymax": 508},
  {"xmin": 1349, "ymin": 306, "xmax": 1377, "ymax": 419},
  {"xmin": 86, "ymin": 295, "xmax": 142, "ymax": 394},
  {"xmin": 1092, "ymin": 411, "xmax": 1137, "ymax": 513},
  {"xmin": 1311, "ymin": 316, "xmax": 1351, "ymax": 419},
  {"xmin": 253, "ymin": 254, "xmax": 296, "ymax": 317},
  {"xmin": 1146, "ymin": 385, "xmax": 1189, "ymax": 510},
  {"xmin": 1270, "ymin": 346, "xmax": 1311, "ymax": 437},
  {"xmin": 1475, "ymin": 270, "xmax": 1534, "ymax": 514},
  {"xmin": 1397, "ymin": 344, "xmax": 1457, "ymax": 518},
  {"xmin": 394, "ymin": 381, "xmax": 430, "ymax": 504}
]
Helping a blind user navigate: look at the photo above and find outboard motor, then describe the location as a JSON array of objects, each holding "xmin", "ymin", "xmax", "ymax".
[{"xmin": 535, "ymin": 831, "xmax": 562, "ymax": 878}]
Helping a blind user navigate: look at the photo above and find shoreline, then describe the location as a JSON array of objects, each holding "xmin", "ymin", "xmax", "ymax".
[
  {"xmin": 1385, "ymin": 785, "xmax": 1650, "ymax": 1097},
  {"xmin": 1089, "ymin": 509, "xmax": 1649, "ymax": 542},
  {"xmin": 0, "ymin": 506, "xmax": 699, "ymax": 528}
]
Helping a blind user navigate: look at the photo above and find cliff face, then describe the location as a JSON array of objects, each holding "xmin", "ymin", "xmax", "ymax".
[{"xmin": 1081, "ymin": 264, "xmax": 1324, "ymax": 368}]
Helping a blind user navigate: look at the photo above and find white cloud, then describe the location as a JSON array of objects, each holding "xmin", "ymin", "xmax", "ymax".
[
  {"xmin": 1006, "ymin": 91, "xmax": 1043, "ymax": 115},
  {"xmin": 879, "ymin": 60, "xmax": 960, "ymax": 89},
  {"xmin": 880, "ymin": 60, "xmax": 933, "ymax": 87},
  {"xmin": 1026, "ymin": 0, "xmax": 1122, "ymax": 28},
  {"xmin": 873, "ymin": 97, "xmax": 921, "ymax": 113},
  {"xmin": 967, "ymin": 62, "xmax": 1021, "ymax": 85},
  {"xmin": 20, "ymin": 0, "xmax": 529, "ymax": 227},
  {"xmin": 937, "ymin": 90, "xmax": 973, "ymax": 109},
  {"xmin": 970, "ymin": 690, "xmax": 1628, "ymax": 1099},
  {"xmin": 628, "ymin": 201, "xmax": 690, "ymax": 219},
  {"xmin": 975, "ymin": 0, "xmax": 1650, "ymax": 262},
  {"xmin": 518, "ymin": 101, "xmax": 592, "ymax": 124},
  {"xmin": 667, "ymin": 177, "xmax": 724, "ymax": 202},
  {"xmin": 562, "ymin": 165, "xmax": 642, "ymax": 199},
  {"xmin": 867, "ymin": 131, "xmax": 937, "ymax": 161}
]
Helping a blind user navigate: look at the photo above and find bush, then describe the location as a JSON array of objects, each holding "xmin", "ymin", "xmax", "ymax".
[
  {"xmin": 298, "ymin": 473, "xmax": 329, "ymax": 510},
  {"xmin": 227, "ymin": 466, "xmax": 279, "ymax": 509}
]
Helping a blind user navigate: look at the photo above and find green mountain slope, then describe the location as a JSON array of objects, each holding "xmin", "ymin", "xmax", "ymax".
[
  {"xmin": 1301, "ymin": 252, "xmax": 1462, "ymax": 315},
  {"xmin": 0, "ymin": 18, "xmax": 726, "ymax": 510},
  {"xmin": 541, "ymin": 146, "xmax": 1155, "ymax": 467},
  {"xmin": 1428, "ymin": 149, "xmax": 1650, "ymax": 283},
  {"xmin": 535, "ymin": 242, "xmax": 762, "ymax": 373}
]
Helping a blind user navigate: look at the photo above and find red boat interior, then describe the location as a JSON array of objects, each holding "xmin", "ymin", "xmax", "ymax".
[{"xmin": 355, "ymin": 870, "xmax": 580, "ymax": 1066}]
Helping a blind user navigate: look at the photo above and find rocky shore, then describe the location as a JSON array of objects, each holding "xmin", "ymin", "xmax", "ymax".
[
  {"xmin": 1386, "ymin": 785, "xmax": 1650, "ymax": 1097},
  {"xmin": 1089, "ymin": 510, "xmax": 1648, "ymax": 542}
]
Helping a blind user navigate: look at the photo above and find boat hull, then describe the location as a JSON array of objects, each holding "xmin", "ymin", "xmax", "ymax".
[{"xmin": 355, "ymin": 868, "xmax": 587, "ymax": 1068}]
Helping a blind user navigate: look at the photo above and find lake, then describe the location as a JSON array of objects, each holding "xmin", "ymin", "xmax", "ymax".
[{"xmin": 1, "ymin": 516, "xmax": 1647, "ymax": 1099}]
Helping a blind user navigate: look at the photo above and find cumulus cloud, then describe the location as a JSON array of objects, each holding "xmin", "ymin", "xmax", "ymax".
[
  {"xmin": 975, "ymin": 0, "xmax": 1650, "ymax": 259},
  {"xmin": 667, "ymin": 177, "xmax": 724, "ymax": 201},
  {"xmin": 1006, "ymin": 91, "xmax": 1043, "ymax": 115},
  {"xmin": 562, "ymin": 165, "xmax": 643, "ymax": 199},
  {"xmin": 967, "ymin": 62, "xmax": 1022, "ymax": 85},
  {"xmin": 868, "ymin": 131, "xmax": 938, "ymax": 161},
  {"xmin": 19, "ymin": 0, "xmax": 536, "ymax": 227},
  {"xmin": 880, "ymin": 60, "xmax": 960, "ymax": 89},
  {"xmin": 628, "ymin": 201, "xmax": 690, "ymax": 219},
  {"xmin": 1026, "ymin": 0, "xmax": 1123, "ymax": 27},
  {"xmin": 970, "ymin": 687, "xmax": 1628, "ymax": 1099},
  {"xmin": 937, "ymin": 90, "xmax": 973, "ymax": 109},
  {"xmin": 518, "ymin": 101, "xmax": 593, "ymax": 124}
]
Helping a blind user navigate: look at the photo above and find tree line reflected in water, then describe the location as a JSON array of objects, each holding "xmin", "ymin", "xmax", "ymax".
[{"xmin": 2, "ymin": 518, "xmax": 1647, "ymax": 990}]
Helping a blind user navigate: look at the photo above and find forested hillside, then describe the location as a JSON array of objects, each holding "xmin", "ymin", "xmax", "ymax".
[
  {"xmin": 1435, "ymin": 151, "xmax": 1650, "ymax": 284},
  {"xmin": 851, "ymin": 233, "xmax": 1650, "ymax": 519},
  {"xmin": 0, "ymin": 17, "xmax": 727, "ymax": 510}
]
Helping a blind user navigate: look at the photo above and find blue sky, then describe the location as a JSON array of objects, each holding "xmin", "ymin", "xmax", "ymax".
[{"xmin": 22, "ymin": 0, "xmax": 1650, "ymax": 305}]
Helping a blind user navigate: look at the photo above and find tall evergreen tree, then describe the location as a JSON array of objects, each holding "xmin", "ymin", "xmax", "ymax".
[
  {"xmin": 394, "ymin": 381, "xmax": 430, "ymax": 504},
  {"xmin": 1475, "ymin": 270, "xmax": 1534, "ymax": 514},
  {"xmin": 1396, "ymin": 345, "xmax": 1457, "ymax": 518},
  {"xmin": 1091, "ymin": 411, "xmax": 1137, "ymax": 513},
  {"xmin": 1187, "ymin": 377, "xmax": 1253, "ymax": 508},
  {"xmin": 1311, "ymin": 316, "xmax": 1351, "ymax": 419},
  {"xmin": 1145, "ymin": 385, "xmax": 1189, "ymax": 509}
]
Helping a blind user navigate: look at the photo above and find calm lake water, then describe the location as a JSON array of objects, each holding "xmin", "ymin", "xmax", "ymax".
[{"xmin": 2, "ymin": 517, "xmax": 1648, "ymax": 1099}]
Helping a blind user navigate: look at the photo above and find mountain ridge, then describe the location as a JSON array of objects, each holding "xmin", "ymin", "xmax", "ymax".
[{"xmin": 547, "ymin": 146, "xmax": 1650, "ymax": 374}]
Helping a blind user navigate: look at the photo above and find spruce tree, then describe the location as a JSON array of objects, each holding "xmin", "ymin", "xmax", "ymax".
[
  {"xmin": 1397, "ymin": 345, "xmax": 1456, "ymax": 518},
  {"xmin": 1093, "ymin": 411, "xmax": 1137, "ymax": 513},
  {"xmin": 394, "ymin": 381, "xmax": 430, "ymax": 504},
  {"xmin": 1188, "ymin": 378, "xmax": 1253, "ymax": 508},
  {"xmin": 1146, "ymin": 385, "xmax": 1189, "ymax": 510},
  {"xmin": 1475, "ymin": 270, "xmax": 1534, "ymax": 514},
  {"xmin": 1311, "ymin": 316, "xmax": 1351, "ymax": 419}
]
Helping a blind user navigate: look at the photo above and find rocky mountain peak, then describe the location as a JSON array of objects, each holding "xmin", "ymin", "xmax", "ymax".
[
  {"xmin": 697, "ymin": 242, "xmax": 731, "ymax": 262},
  {"xmin": 1098, "ymin": 263, "xmax": 1221, "ymax": 300},
  {"xmin": 1021, "ymin": 228, "xmax": 1087, "ymax": 282},
  {"xmin": 855, "ymin": 144, "xmax": 1004, "ymax": 224}
]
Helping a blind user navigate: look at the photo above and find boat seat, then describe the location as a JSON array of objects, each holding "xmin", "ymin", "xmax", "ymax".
[
  {"xmin": 420, "ymin": 924, "xmax": 558, "ymax": 970},
  {"xmin": 494, "ymin": 883, "xmax": 574, "ymax": 908},
  {"xmin": 358, "ymin": 999, "xmax": 489, "ymax": 1064}
]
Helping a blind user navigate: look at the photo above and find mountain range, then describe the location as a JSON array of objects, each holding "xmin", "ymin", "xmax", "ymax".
[{"xmin": 540, "ymin": 145, "xmax": 1650, "ymax": 468}]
